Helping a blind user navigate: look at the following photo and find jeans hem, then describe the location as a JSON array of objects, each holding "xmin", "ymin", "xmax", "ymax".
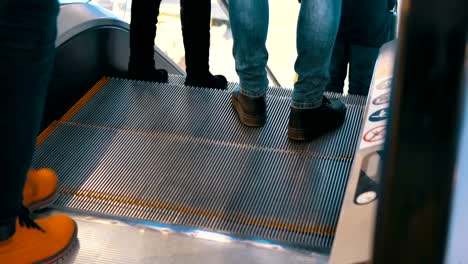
[
  {"xmin": 291, "ymin": 98, "xmax": 323, "ymax": 109},
  {"xmin": 239, "ymin": 86, "xmax": 267, "ymax": 98}
]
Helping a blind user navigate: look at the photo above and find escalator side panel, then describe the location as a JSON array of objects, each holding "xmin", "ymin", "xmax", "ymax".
[
  {"xmin": 329, "ymin": 40, "xmax": 397, "ymax": 263},
  {"xmin": 43, "ymin": 28, "xmax": 106, "ymax": 130}
]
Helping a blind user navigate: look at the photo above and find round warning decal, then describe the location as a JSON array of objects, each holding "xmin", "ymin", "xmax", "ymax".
[
  {"xmin": 369, "ymin": 108, "xmax": 389, "ymax": 122},
  {"xmin": 373, "ymin": 92, "xmax": 391, "ymax": 105},
  {"xmin": 356, "ymin": 191, "xmax": 378, "ymax": 205},
  {"xmin": 363, "ymin": 125, "xmax": 386, "ymax": 143},
  {"xmin": 376, "ymin": 78, "xmax": 393, "ymax": 90}
]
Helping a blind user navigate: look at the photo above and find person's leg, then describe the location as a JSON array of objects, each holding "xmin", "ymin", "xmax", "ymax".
[
  {"xmin": 229, "ymin": 0, "xmax": 269, "ymax": 126},
  {"xmin": 0, "ymin": 0, "xmax": 58, "ymax": 231},
  {"xmin": 325, "ymin": 38, "xmax": 350, "ymax": 94},
  {"xmin": 293, "ymin": 0, "xmax": 342, "ymax": 107},
  {"xmin": 180, "ymin": 0, "xmax": 227, "ymax": 89},
  {"xmin": 348, "ymin": 44, "xmax": 380, "ymax": 96},
  {"xmin": 288, "ymin": 0, "xmax": 347, "ymax": 141},
  {"xmin": 0, "ymin": 0, "xmax": 77, "ymax": 262},
  {"xmin": 128, "ymin": 0, "xmax": 168, "ymax": 82}
]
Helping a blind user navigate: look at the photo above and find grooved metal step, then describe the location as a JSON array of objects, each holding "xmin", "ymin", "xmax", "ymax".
[
  {"xmin": 33, "ymin": 77, "xmax": 366, "ymax": 251},
  {"xmin": 69, "ymin": 78, "xmax": 365, "ymax": 159},
  {"xmin": 168, "ymin": 75, "xmax": 368, "ymax": 105}
]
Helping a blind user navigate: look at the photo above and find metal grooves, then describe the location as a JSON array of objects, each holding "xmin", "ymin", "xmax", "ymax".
[
  {"xmin": 167, "ymin": 74, "xmax": 367, "ymax": 105},
  {"xmin": 70, "ymin": 78, "xmax": 365, "ymax": 160},
  {"xmin": 33, "ymin": 122, "xmax": 353, "ymax": 250},
  {"xmin": 33, "ymin": 77, "xmax": 367, "ymax": 251}
]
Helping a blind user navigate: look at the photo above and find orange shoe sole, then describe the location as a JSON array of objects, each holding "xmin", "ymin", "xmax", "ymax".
[
  {"xmin": 27, "ymin": 188, "xmax": 59, "ymax": 212},
  {"xmin": 38, "ymin": 220, "xmax": 78, "ymax": 264}
]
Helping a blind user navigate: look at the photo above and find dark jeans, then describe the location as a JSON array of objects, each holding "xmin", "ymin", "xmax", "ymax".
[
  {"xmin": 326, "ymin": 39, "xmax": 380, "ymax": 96},
  {"xmin": 129, "ymin": 0, "xmax": 212, "ymax": 76},
  {"xmin": 0, "ymin": 0, "xmax": 59, "ymax": 228}
]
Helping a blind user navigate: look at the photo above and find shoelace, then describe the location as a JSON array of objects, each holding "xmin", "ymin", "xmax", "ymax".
[{"xmin": 18, "ymin": 206, "xmax": 45, "ymax": 232}]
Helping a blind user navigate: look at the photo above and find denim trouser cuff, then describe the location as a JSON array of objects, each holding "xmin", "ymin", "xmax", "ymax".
[
  {"xmin": 238, "ymin": 85, "xmax": 267, "ymax": 98},
  {"xmin": 291, "ymin": 97, "xmax": 323, "ymax": 110}
]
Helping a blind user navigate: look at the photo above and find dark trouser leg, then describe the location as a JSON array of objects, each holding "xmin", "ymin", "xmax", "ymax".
[
  {"xmin": 180, "ymin": 0, "xmax": 226, "ymax": 89},
  {"xmin": 180, "ymin": 0, "xmax": 211, "ymax": 77},
  {"xmin": 0, "ymin": 0, "xmax": 59, "ymax": 239},
  {"xmin": 129, "ymin": 0, "xmax": 162, "ymax": 67},
  {"xmin": 326, "ymin": 38, "xmax": 349, "ymax": 94},
  {"xmin": 348, "ymin": 44, "xmax": 380, "ymax": 96}
]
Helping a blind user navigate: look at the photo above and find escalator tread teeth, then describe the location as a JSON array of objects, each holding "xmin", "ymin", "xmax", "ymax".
[{"xmin": 33, "ymin": 76, "xmax": 366, "ymax": 251}]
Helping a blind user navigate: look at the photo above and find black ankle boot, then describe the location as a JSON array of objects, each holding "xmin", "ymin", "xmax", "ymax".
[
  {"xmin": 185, "ymin": 73, "xmax": 228, "ymax": 90},
  {"xmin": 288, "ymin": 96, "xmax": 347, "ymax": 141},
  {"xmin": 127, "ymin": 62, "xmax": 168, "ymax": 83}
]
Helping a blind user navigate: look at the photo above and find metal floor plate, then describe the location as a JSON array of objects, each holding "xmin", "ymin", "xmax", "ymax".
[
  {"xmin": 34, "ymin": 77, "xmax": 366, "ymax": 251},
  {"xmin": 54, "ymin": 211, "xmax": 327, "ymax": 264}
]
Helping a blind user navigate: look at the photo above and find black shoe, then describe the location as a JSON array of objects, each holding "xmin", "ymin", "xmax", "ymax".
[
  {"xmin": 127, "ymin": 64, "xmax": 168, "ymax": 83},
  {"xmin": 185, "ymin": 73, "xmax": 228, "ymax": 90},
  {"xmin": 231, "ymin": 89, "xmax": 266, "ymax": 127},
  {"xmin": 288, "ymin": 96, "xmax": 347, "ymax": 141}
]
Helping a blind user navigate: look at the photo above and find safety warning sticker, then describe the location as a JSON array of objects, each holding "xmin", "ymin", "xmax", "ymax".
[
  {"xmin": 369, "ymin": 108, "xmax": 389, "ymax": 122},
  {"xmin": 372, "ymin": 92, "xmax": 391, "ymax": 105},
  {"xmin": 376, "ymin": 78, "xmax": 393, "ymax": 90},
  {"xmin": 363, "ymin": 126, "xmax": 386, "ymax": 143}
]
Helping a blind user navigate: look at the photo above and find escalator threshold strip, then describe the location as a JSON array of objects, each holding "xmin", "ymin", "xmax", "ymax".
[{"xmin": 59, "ymin": 187, "xmax": 335, "ymax": 236}]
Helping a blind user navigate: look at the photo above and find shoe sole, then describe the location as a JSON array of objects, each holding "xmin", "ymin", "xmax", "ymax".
[
  {"xmin": 287, "ymin": 115, "xmax": 346, "ymax": 141},
  {"xmin": 27, "ymin": 188, "xmax": 59, "ymax": 212},
  {"xmin": 38, "ymin": 220, "xmax": 78, "ymax": 264},
  {"xmin": 232, "ymin": 97, "xmax": 266, "ymax": 127}
]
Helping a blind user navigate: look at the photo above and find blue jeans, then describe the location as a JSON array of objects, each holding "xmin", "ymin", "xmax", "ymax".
[
  {"xmin": 0, "ymin": 0, "xmax": 59, "ymax": 226},
  {"xmin": 229, "ymin": 0, "xmax": 342, "ymax": 109}
]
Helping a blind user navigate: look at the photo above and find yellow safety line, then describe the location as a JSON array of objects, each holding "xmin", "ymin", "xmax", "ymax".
[
  {"xmin": 36, "ymin": 121, "xmax": 59, "ymax": 147},
  {"xmin": 36, "ymin": 77, "xmax": 109, "ymax": 146},
  {"xmin": 60, "ymin": 188, "xmax": 335, "ymax": 236},
  {"xmin": 60, "ymin": 77, "xmax": 109, "ymax": 122}
]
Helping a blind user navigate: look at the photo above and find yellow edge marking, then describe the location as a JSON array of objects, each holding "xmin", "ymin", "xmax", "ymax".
[
  {"xmin": 36, "ymin": 121, "xmax": 59, "ymax": 147},
  {"xmin": 35, "ymin": 77, "xmax": 109, "ymax": 146},
  {"xmin": 60, "ymin": 188, "xmax": 335, "ymax": 235},
  {"xmin": 60, "ymin": 77, "xmax": 109, "ymax": 122}
]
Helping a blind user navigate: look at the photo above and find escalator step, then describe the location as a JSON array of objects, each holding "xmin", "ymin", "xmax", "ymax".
[
  {"xmin": 167, "ymin": 74, "xmax": 368, "ymax": 105},
  {"xmin": 33, "ymin": 77, "xmax": 366, "ymax": 251},
  {"xmin": 69, "ymin": 78, "xmax": 365, "ymax": 159}
]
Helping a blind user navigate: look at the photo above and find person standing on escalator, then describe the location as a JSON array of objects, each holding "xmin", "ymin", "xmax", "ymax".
[
  {"xmin": 0, "ymin": 0, "xmax": 78, "ymax": 262},
  {"xmin": 128, "ymin": 0, "xmax": 228, "ymax": 90},
  {"xmin": 325, "ymin": 0, "xmax": 397, "ymax": 96},
  {"xmin": 229, "ymin": 0, "xmax": 347, "ymax": 141}
]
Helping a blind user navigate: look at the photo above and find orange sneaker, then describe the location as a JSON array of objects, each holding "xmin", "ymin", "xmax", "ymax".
[
  {"xmin": 23, "ymin": 168, "xmax": 59, "ymax": 211},
  {"xmin": 0, "ymin": 210, "xmax": 77, "ymax": 263}
]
